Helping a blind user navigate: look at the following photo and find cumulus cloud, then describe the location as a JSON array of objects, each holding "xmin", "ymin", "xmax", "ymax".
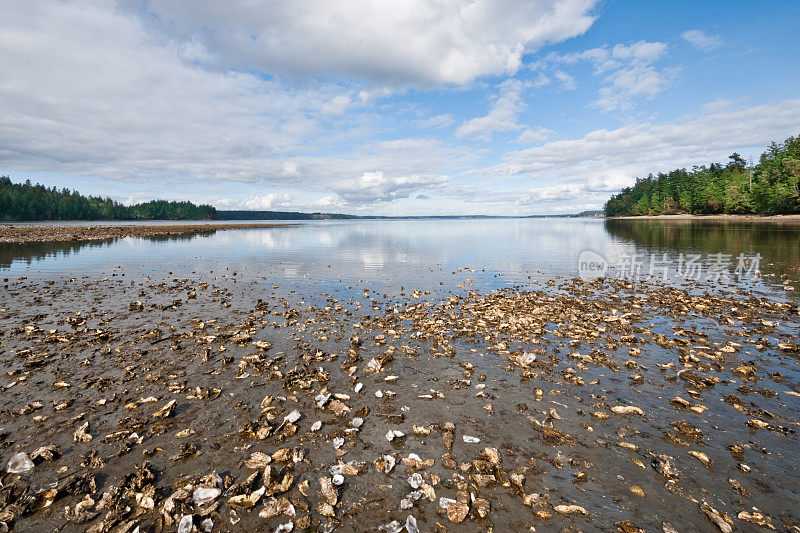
[
  {"xmin": 457, "ymin": 80, "xmax": 526, "ymax": 138},
  {"xmin": 332, "ymin": 171, "xmax": 446, "ymax": 204},
  {"xmin": 134, "ymin": 0, "xmax": 598, "ymax": 86},
  {"xmin": 681, "ymin": 30, "xmax": 722, "ymax": 51},
  {"xmin": 0, "ymin": 1, "xmax": 341, "ymax": 184}
]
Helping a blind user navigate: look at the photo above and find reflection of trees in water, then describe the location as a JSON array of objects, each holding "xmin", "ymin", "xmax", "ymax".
[
  {"xmin": 0, "ymin": 232, "xmax": 211, "ymax": 269},
  {"xmin": 604, "ymin": 219, "xmax": 800, "ymax": 291}
]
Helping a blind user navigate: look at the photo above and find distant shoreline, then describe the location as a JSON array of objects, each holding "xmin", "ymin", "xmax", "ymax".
[
  {"xmin": 0, "ymin": 222, "xmax": 294, "ymax": 244},
  {"xmin": 606, "ymin": 214, "xmax": 800, "ymax": 222}
]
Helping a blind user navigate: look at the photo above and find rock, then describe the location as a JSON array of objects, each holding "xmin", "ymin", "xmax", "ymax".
[{"xmin": 6, "ymin": 452, "xmax": 34, "ymax": 474}]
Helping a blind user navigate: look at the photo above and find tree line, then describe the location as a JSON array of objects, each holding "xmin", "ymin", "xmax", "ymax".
[
  {"xmin": 0, "ymin": 177, "xmax": 217, "ymax": 221},
  {"xmin": 604, "ymin": 135, "xmax": 800, "ymax": 216}
]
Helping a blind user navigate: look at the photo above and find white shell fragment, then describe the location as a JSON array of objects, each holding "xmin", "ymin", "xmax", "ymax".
[
  {"xmin": 284, "ymin": 410, "xmax": 301, "ymax": 424},
  {"xmin": 6, "ymin": 452, "xmax": 35, "ymax": 474},
  {"xmin": 462, "ymin": 435, "xmax": 481, "ymax": 443},
  {"xmin": 310, "ymin": 420, "xmax": 322, "ymax": 432},
  {"xmin": 177, "ymin": 515, "xmax": 194, "ymax": 533},
  {"xmin": 386, "ymin": 430, "xmax": 405, "ymax": 442},
  {"xmin": 193, "ymin": 487, "xmax": 221, "ymax": 506}
]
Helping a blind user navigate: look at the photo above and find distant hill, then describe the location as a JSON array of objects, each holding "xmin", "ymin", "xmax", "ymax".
[{"xmin": 217, "ymin": 210, "xmax": 357, "ymax": 220}]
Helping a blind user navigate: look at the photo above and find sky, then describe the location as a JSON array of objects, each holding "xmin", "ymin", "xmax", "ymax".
[{"xmin": 2, "ymin": 0, "xmax": 799, "ymax": 215}]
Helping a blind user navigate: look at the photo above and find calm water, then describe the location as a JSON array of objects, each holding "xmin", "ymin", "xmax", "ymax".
[{"xmin": 1, "ymin": 218, "xmax": 798, "ymax": 299}]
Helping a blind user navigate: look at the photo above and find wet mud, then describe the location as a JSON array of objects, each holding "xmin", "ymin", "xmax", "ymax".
[{"xmin": 1, "ymin": 269, "xmax": 799, "ymax": 532}]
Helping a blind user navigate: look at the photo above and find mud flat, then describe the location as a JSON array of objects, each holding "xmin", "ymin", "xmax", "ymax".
[
  {"xmin": 1, "ymin": 271, "xmax": 799, "ymax": 532},
  {"xmin": 0, "ymin": 223, "xmax": 293, "ymax": 244}
]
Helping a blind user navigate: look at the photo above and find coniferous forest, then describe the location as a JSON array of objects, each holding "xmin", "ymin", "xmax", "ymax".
[
  {"xmin": 604, "ymin": 135, "xmax": 800, "ymax": 216},
  {"xmin": 0, "ymin": 177, "xmax": 217, "ymax": 221}
]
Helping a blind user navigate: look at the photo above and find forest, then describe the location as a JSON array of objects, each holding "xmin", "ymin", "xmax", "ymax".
[
  {"xmin": 0, "ymin": 177, "xmax": 217, "ymax": 221},
  {"xmin": 604, "ymin": 135, "xmax": 800, "ymax": 216}
]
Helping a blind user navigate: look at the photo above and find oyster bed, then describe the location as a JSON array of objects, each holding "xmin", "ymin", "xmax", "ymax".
[
  {"xmin": 0, "ymin": 223, "xmax": 292, "ymax": 244},
  {"xmin": 1, "ymin": 271, "xmax": 799, "ymax": 532}
]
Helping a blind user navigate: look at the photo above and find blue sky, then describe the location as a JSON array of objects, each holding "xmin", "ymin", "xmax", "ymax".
[{"xmin": 2, "ymin": 0, "xmax": 799, "ymax": 215}]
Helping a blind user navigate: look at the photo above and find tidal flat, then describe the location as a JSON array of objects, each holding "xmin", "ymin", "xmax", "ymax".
[
  {"xmin": 1, "ymin": 264, "xmax": 799, "ymax": 532},
  {"xmin": 0, "ymin": 223, "xmax": 292, "ymax": 244}
]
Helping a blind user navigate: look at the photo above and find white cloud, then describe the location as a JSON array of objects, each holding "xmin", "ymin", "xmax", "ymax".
[
  {"xmin": 554, "ymin": 70, "xmax": 577, "ymax": 90},
  {"xmin": 457, "ymin": 80, "xmax": 526, "ymax": 138},
  {"xmin": 517, "ymin": 127, "xmax": 555, "ymax": 144},
  {"xmin": 0, "ymin": 1, "xmax": 343, "ymax": 184},
  {"xmin": 552, "ymin": 41, "xmax": 672, "ymax": 111},
  {"xmin": 321, "ymin": 96, "xmax": 352, "ymax": 116},
  {"xmin": 489, "ymin": 98, "xmax": 800, "ymax": 195},
  {"xmin": 134, "ymin": 0, "xmax": 598, "ymax": 86},
  {"xmin": 681, "ymin": 30, "xmax": 722, "ymax": 51},
  {"xmin": 416, "ymin": 114, "xmax": 456, "ymax": 129},
  {"xmin": 332, "ymin": 171, "xmax": 447, "ymax": 204},
  {"xmin": 215, "ymin": 193, "xmax": 293, "ymax": 210}
]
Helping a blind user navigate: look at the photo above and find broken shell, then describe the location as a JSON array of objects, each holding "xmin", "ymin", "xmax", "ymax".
[
  {"xmin": 446, "ymin": 501, "xmax": 469, "ymax": 523},
  {"xmin": 193, "ymin": 487, "xmax": 221, "ymax": 506},
  {"xmin": 611, "ymin": 405, "xmax": 644, "ymax": 416},
  {"xmin": 386, "ymin": 430, "xmax": 405, "ymax": 442},
  {"xmin": 177, "ymin": 515, "xmax": 194, "ymax": 533},
  {"xmin": 310, "ymin": 420, "xmax": 322, "ymax": 431},
  {"xmin": 6, "ymin": 452, "xmax": 34, "ymax": 474},
  {"xmin": 284, "ymin": 410, "xmax": 301, "ymax": 424},
  {"xmin": 462, "ymin": 435, "xmax": 480, "ymax": 443},
  {"xmin": 73, "ymin": 422, "xmax": 93, "ymax": 442},
  {"xmin": 153, "ymin": 399, "xmax": 177, "ymax": 418},
  {"xmin": 554, "ymin": 504, "xmax": 588, "ymax": 515},
  {"xmin": 319, "ymin": 476, "xmax": 338, "ymax": 506},
  {"xmin": 688, "ymin": 450, "xmax": 713, "ymax": 468}
]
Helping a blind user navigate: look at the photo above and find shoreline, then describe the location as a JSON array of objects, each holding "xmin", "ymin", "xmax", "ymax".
[
  {"xmin": 0, "ymin": 222, "xmax": 294, "ymax": 244},
  {"xmin": 606, "ymin": 213, "xmax": 800, "ymax": 222}
]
